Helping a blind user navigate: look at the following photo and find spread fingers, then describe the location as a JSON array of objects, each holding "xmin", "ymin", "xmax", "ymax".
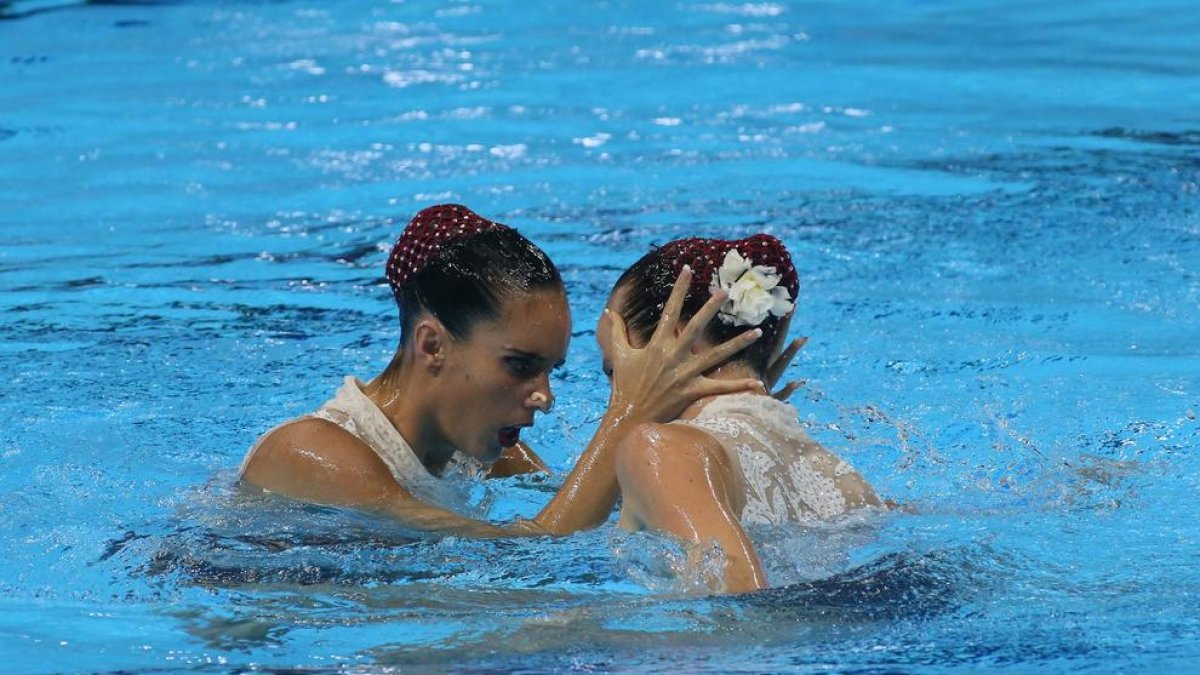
[
  {"xmin": 654, "ymin": 265, "xmax": 692, "ymax": 341},
  {"xmin": 687, "ymin": 327, "xmax": 761, "ymax": 375}
]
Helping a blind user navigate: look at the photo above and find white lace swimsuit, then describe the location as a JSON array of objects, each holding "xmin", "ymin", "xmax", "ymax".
[
  {"xmin": 239, "ymin": 376, "xmax": 483, "ymax": 510},
  {"xmin": 674, "ymin": 393, "xmax": 874, "ymax": 524}
]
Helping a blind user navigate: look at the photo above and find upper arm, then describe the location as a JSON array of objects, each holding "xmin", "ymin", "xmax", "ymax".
[
  {"xmin": 241, "ymin": 417, "xmax": 401, "ymax": 506},
  {"xmin": 615, "ymin": 423, "xmax": 767, "ymax": 593},
  {"xmin": 242, "ymin": 419, "xmax": 529, "ymax": 538}
]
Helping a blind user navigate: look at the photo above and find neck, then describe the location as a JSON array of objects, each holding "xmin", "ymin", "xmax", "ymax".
[
  {"xmin": 360, "ymin": 351, "xmax": 456, "ymax": 475},
  {"xmin": 679, "ymin": 360, "xmax": 764, "ymax": 420}
]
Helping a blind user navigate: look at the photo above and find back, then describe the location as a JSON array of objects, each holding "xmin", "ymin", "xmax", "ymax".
[{"xmin": 674, "ymin": 393, "xmax": 880, "ymax": 523}]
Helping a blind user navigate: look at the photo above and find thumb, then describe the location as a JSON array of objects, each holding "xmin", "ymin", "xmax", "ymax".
[{"xmin": 606, "ymin": 309, "xmax": 632, "ymax": 354}]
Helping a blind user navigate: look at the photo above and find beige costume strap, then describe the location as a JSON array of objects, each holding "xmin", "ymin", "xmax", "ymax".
[{"xmin": 241, "ymin": 377, "xmax": 474, "ymax": 509}]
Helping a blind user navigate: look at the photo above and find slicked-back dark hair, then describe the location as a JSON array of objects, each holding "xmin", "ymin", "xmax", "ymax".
[
  {"xmin": 613, "ymin": 243, "xmax": 794, "ymax": 375},
  {"xmin": 396, "ymin": 227, "xmax": 562, "ymax": 343}
]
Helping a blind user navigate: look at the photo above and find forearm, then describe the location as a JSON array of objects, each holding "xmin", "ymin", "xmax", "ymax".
[
  {"xmin": 530, "ymin": 406, "xmax": 641, "ymax": 535},
  {"xmin": 375, "ymin": 490, "xmax": 561, "ymax": 539}
]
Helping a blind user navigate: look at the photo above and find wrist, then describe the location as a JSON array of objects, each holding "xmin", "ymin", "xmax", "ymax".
[{"xmin": 601, "ymin": 397, "xmax": 649, "ymax": 428}]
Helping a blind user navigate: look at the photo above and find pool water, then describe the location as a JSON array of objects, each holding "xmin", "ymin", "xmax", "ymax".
[{"xmin": 2, "ymin": 0, "xmax": 1198, "ymax": 671}]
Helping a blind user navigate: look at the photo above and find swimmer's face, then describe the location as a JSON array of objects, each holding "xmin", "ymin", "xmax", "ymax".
[{"xmin": 435, "ymin": 287, "xmax": 570, "ymax": 462}]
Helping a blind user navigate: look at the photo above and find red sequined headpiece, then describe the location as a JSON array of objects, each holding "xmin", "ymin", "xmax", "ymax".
[
  {"xmin": 656, "ymin": 234, "xmax": 799, "ymax": 301},
  {"xmin": 386, "ymin": 204, "xmax": 510, "ymax": 299}
]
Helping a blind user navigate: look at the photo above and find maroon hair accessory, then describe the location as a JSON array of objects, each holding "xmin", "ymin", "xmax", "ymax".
[
  {"xmin": 386, "ymin": 204, "xmax": 510, "ymax": 298},
  {"xmin": 656, "ymin": 234, "xmax": 799, "ymax": 301}
]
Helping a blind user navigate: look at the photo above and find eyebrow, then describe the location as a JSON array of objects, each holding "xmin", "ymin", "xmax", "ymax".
[{"xmin": 506, "ymin": 348, "xmax": 566, "ymax": 369}]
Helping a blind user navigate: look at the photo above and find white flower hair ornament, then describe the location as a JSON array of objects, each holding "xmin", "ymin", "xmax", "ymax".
[{"xmin": 709, "ymin": 249, "xmax": 795, "ymax": 327}]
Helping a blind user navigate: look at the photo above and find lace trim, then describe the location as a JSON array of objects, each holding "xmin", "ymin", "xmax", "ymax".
[{"xmin": 676, "ymin": 393, "xmax": 856, "ymax": 524}]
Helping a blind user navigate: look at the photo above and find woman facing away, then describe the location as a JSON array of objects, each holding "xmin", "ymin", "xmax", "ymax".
[
  {"xmin": 239, "ymin": 204, "xmax": 766, "ymax": 538},
  {"xmin": 598, "ymin": 235, "xmax": 884, "ymax": 594}
]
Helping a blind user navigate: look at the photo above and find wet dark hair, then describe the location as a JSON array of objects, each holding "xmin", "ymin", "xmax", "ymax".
[
  {"xmin": 613, "ymin": 243, "xmax": 793, "ymax": 376},
  {"xmin": 397, "ymin": 227, "xmax": 562, "ymax": 343}
]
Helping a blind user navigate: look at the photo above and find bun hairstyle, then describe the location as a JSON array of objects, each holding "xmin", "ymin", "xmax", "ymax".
[
  {"xmin": 387, "ymin": 204, "xmax": 562, "ymax": 343},
  {"xmin": 614, "ymin": 234, "xmax": 798, "ymax": 375}
]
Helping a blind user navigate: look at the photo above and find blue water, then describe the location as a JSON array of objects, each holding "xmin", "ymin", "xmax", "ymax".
[{"xmin": 2, "ymin": 0, "xmax": 1199, "ymax": 672}]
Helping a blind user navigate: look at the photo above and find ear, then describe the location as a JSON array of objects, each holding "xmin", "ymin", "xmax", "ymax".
[{"xmin": 412, "ymin": 317, "xmax": 448, "ymax": 373}]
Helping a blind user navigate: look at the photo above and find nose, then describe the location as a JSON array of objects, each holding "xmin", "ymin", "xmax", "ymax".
[{"xmin": 526, "ymin": 377, "xmax": 554, "ymax": 413}]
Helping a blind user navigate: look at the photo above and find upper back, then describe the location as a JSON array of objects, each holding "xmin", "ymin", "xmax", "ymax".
[{"xmin": 674, "ymin": 393, "xmax": 880, "ymax": 523}]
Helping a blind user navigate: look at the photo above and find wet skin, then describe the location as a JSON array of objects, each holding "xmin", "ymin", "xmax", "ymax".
[
  {"xmin": 414, "ymin": 288, "xmax": 570, "ymax": 468},
  {"xmin": 242, "ymin": 268, "xmax": 767, "ymax": 539}
]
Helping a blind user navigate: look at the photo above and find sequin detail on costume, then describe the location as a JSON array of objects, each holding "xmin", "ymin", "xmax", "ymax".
[
  {"xmin": 654, "ymin": 234, "xmax": 800, "ymax": 305},
  {"xmin": 386, "ymin": 204, "xmax": 510, "ymax": 298}
]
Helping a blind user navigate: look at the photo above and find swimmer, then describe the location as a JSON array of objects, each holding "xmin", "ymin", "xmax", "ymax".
[
  {"xmin": 239, "ymin": 205, "xmax": 766, "ymax": 537},
  {"xmin": 599, "ymin": 235, "xmax": 884, "ymax": 593}
]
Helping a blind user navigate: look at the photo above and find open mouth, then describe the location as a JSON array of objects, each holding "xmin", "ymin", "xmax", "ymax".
[{"xmin": 498, "ymin": 426, "xmax": 522, "ymax": 448}]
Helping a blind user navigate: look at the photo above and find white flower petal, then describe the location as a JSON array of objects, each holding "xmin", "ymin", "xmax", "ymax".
[
  {"xmin": 749, "ymin": 264, "xmax": 781, "ymax": 290},
  {"xmin": 770, "ymin": 286, "xmax": 794, "ymax": 315},
  {"xmin": 712, "ymin": 247, "xmax": 796, "ymax": 326},
  {"xmin": 718, "ymin": 249, "xmax": 751, "ymax": 286}
]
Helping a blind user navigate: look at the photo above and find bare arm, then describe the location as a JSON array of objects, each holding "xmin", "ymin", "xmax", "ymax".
[
  {"xmin": 243, "ymin": 418, "xmax": 516, "ymax": 537},
  {"xmin": 528, "ymin": 267, "xmax": 766, "ymax": 535},
  {"xmin": 615, "ymin": 423, "xmax": 766, "ymax": 594},
  {"xmin": 242, "ymin": 268, "xmax": 765, "ymax": 538}
]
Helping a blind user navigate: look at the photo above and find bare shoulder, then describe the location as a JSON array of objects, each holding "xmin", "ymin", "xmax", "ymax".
[
  {"xmin": 247, "ymin": 416, "xmax": 365, "ymax": 470},
  {"xmin": 242, "ymin": 416, "xmax": 400, "ymax": 506},
  {"xmin": 615, "ymin": 422, "xmax": 732, "ymax": 480},
  {"xmin": 615, "ymin": 422, "xmax": 744, "ymax": 534}
]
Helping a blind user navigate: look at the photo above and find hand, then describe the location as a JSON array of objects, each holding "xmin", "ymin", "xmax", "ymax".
[
  {"xmin": 766, "ymin": 336, "xmax": 807, "ymax": 402},
  {"xmin": 605, "ymin": 266, "xmax": 766, "ymax": 423}
]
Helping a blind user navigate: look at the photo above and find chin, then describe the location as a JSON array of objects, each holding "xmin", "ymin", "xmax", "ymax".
[{"xmin": 466, "ymin": 440, "xmax": 504, "ymax": 464}]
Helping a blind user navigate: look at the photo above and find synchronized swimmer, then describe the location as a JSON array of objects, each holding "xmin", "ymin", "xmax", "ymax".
[
  {"xmin": 239, "ymin": 204, "xmax": 766, "ymax": 538},
  {"xmin": 239, "ymin": 204, "xmax": 883, "ymax": 594}
]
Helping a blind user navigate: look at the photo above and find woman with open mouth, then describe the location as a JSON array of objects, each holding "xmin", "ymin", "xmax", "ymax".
[{"xmin": 238, "ymin": 204, "xmax": 767, "ymax": 537}]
